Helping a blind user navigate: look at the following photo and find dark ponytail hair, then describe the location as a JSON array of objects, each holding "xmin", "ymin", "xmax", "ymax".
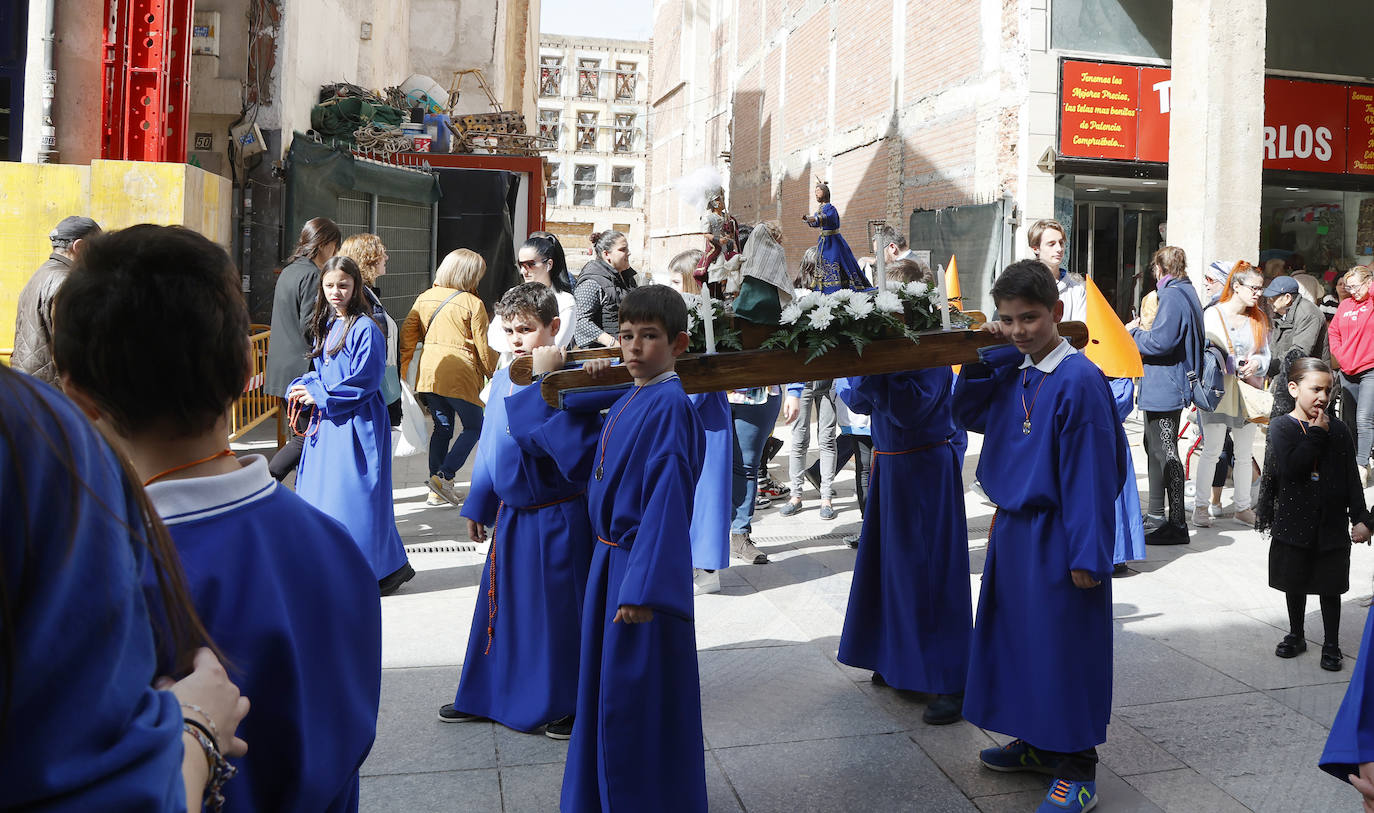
[
  {"xmin": 1288, "ymin": 357, "xmax": 1332, "ymax": 386},
  {"xmin": 308, "ymin": 256, "xmax": 378, "ymax": 358},
  {"xmin": 524, "ymin": 231, "xmax": 574, "ymax": 294},
  {"xmin": 287, "ymin": 217, "xmax": 342, "ymax": 265},
  {"xmin": 591, "ymin": 230, "xmax": 626, "ymax": 257}
]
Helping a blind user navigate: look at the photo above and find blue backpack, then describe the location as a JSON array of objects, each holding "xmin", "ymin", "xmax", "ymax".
[{"xmin": 1189, "ymin": 341, "xmax": 1227, "ymax": 411}]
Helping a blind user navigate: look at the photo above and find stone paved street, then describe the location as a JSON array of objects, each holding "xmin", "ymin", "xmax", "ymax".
[{"xmin": 243, "ymin": 410, "xmax": 1374, "ymax": 812}]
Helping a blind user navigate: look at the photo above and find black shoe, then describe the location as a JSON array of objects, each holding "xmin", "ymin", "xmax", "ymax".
[
  {"xmin": 379, "ymin": 562, "xmax": 416, "ymax": 596},
  {"xmin": 844, "ymin": 533, "xmax": 860, "ymax": 549},
  {"xmin": 805, "ymin": 463, "xmax": 823, "ymax": 493},
  {"xmin": 819, "ymin": 504, "xmax": 837, "ymax": 520},
  {"xmin": 1275, "ymin": 634, "xmax": 1307, "ymax": 658},
  {"xmin": 1142, "ymin": 514, "xmax": 1166, "ymax": 533},
  {"xmin": 545, "ymin": 714, "xmax": 574, "ymax": 740},
  {"xmin": 871, "ymin": 672, "xmax": 887, "ymax": 687},
  {"xmin": 1321, "ymin": 644, "xmax": 1344, "ymax": 672},
  {"xmin": 923, "ymin": 693, "xmax": 964, "ymax": 726},
  {"xmin": 438, "ymin": 703, "xmax": 481, "ymax": 723},
  {"xmin": 1144, "ymin": 522, "xmax": 1189, "ymax": 546},
  {"xmin": 779, "ymin": 499, "xmax": 803, "ymax": 517},
  {"xmin": 1112, "ymin": 563, "xmax": 1129, "ymax": 577}
]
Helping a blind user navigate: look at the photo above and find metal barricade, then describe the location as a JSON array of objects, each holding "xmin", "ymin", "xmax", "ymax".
[{"xmin": 230, "ymin": 326, "xmax": 286, "ymax": 448}]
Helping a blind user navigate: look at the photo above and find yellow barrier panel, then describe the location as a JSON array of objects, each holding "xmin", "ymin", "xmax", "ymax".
[{"xmin": 230, "ymin": 327, "xmax": 285, "ymax": 448}]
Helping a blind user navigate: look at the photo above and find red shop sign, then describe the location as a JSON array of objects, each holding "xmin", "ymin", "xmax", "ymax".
[
  {"xmin": 1059, "ymin": 60, "xmax": 1139, "ymax": 161},
  {"xmin": 1350, "ymin": 86, "xmax": 1374, "ymax": 176},
  {"xmin": 1262, "ymin": 79, "xmax": 1347, "ymax": 172},
  {"xmin": 1136, "ymin": 67, "xmax": 1171, "ymax": 163}
]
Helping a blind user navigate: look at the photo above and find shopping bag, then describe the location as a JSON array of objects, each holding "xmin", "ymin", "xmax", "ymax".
[{"xmin": 394, "ymin": 380, "xmax": 429, "ymax": 457}]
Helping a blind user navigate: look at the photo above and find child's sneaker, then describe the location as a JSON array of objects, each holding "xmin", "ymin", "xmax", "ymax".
[
  {"xmin": 978, "ymin": 739, "xmax": 1055, "ymax": 774},
  {"xmin": 757, "ymin": 476, "xmax": 787, "ymax": 499},
  {"xmin": 544, "ymin": 715, "xmax": 574, "ymax": 740},
  {"xmin": 693, "ymin": 568, "xmax": 721, "ymax": 595},
  {"xmin": 437, "ymin": 703, "xmax": 481, "ymax": 723},
  {"xmin": 1038, "ymin": 779, "xmax": 1097, "ymax": 812}
]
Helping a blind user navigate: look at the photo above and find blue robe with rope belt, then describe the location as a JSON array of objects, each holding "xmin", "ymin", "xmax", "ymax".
[
  {"xmin": 834, "ymin": 369, "xmax": 972, "ymax": 694},
  {"xmin": 1321, "ymin": 603, "xmax": 1374, "ymax": 782},
  {"xmin": 291, "ymin": 317, "xmax": 408, "ymax": 580},
  {"xmin": 1110, "ymin": 377, "xmax": 1147, "ymax": 565},
  {"xmin": 809, "ymin": 203, "xmax": 872, "ymax": 293},
  {"xmin": 953, "ymin": 341, "xmax": 1125, "ymax": 754},
  {"xmin": 452, "ymin": 366, "xmax": 594, "ymax": 732},
  {"xmin": 688, "ymin": 391, "xmax": 732, "ymax": 570},
  {"xmin": 507, "ymin": 373, "xmax": 708, "ymax": 813}
]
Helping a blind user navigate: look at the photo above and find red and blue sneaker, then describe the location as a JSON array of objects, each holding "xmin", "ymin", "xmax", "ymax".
[
  {"xmin": 1038, "ymin": 779, "xmax": 1097, "ymax": 812},
  {"xmin": 978, "ymin": 739, "xmax": 1054, "ymax": 774}
]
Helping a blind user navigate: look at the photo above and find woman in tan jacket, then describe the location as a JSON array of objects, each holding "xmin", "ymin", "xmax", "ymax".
[{"xmin": 400, "ymin": 249, "xmax": 499, "ymax": 506}]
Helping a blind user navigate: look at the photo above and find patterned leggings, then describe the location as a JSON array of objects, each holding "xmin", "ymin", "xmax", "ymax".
[{"xmin": 1142, "ymin": 410, "xmax": 1185, "ymax": 525}]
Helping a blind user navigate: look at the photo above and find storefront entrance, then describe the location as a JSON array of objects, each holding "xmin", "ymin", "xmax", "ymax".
[{"xmin": 1071, "ymin": 200, "xmax": 1167, "ymax": 322}]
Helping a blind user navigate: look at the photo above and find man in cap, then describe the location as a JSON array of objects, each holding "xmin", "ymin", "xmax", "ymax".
[
  {"xmin": 12, "ymin": 216, "xmax": 102, "ymax": 385},
  {"xmin": 1264, "ymin": 274, "xmax": 1330, "ymax": 418}
]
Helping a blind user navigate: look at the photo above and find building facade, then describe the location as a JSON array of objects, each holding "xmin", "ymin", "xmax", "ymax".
[
  {"xmin": 648, "ymin": 0, "xmax": 1374, "ymax": 315},
  {"xmin": 537, "ymin": 34, "xmax": 648, "ymax": 273}
]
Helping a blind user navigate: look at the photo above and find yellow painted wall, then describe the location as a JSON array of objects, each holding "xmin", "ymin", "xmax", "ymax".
[{"xmin": 1, "ymin": 161, "xmax": 232, "ymax": 357}]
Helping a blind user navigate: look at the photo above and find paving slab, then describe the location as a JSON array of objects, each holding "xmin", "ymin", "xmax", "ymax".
[
  {"xmin": 1123, "ymin": 767, "xmax": 1252, "ymax": 813},
  {"xmin": 359, "ymin": 768, "xmax": 502, "ymax": 812},
  {"xmin": 713, "ymin": 733, "xmax": 977, "ymax": 813},
  {"xmin": 363, "ymin": 667, "xmax": 496, "ymax": 777},
  {"xmin": 496, "ymin": 762, "xmax": 564, "ymax": 813},
  {"xmin": 1112, "ymin": 628, "xmax": 1251, "ymax": 706},
  {"xmin": 971, "ymin": 766, "xmax": 1159, "ymax": 813}
]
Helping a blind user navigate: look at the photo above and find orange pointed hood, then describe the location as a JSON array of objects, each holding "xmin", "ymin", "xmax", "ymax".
[{"xmin": 1081, "ymin": 275, "xmax": 1143, "ymax": 378}]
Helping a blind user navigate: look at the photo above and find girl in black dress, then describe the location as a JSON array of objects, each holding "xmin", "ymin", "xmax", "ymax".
[{"xmin": 1257, "ymin": 358, "xmax": 1373, "ymax": 671}]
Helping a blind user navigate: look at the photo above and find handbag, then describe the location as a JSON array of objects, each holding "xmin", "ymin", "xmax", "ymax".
[
  {"xmin": 1218, "ymin": 310, "xmax": 1274, "ymax": 424},
  {"xmin": 393, "ymin": 380, "xmax": 429, "ymax": 457},
  {"xmin": 405, "ymin": 289, "xmax": 463, "ymax": 389}
]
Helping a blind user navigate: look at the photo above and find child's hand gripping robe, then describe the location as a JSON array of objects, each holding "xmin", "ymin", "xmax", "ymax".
[
  {"xmin": 506, "ymin": 371, "xmax": 709, "ymax": 813},
  {"xmin": 952, "ymin": 340, "xmax": 1127, "ymax": 754}
]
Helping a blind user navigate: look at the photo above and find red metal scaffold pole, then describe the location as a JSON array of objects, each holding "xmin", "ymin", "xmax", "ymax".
[{"xmin": 102, "ymin": 0, "xmax": 192, "ymax": 162}]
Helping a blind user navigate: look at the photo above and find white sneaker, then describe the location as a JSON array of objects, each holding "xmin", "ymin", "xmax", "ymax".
[
  {"xmin": 1208, "ymin": 503, "xmax": 1235, "ymax": 519},
  {"xmin": 427, "ymin": 474, "xmax": 463, "ymax": 506},
  {"xmin": 1192, "ymin": 506, "xmax": 1212, "ymax": 528},
  {"xmin": 425, "ymin": 492, "xmax": 449, "ymax": 507},
  {"xmin": 693, "ymin": 569, "xmax": 721, "ymax": 595}
]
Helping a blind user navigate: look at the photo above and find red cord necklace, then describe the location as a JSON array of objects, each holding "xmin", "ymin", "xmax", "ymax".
[{"xmin": 144, "ymin": 448, "xmax": 236, "ymax": 487}]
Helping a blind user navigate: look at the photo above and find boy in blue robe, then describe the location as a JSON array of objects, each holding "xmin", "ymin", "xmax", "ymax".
[
  {"xmin": 513, "ymin": 285, "xmax": 708, "ymax": 812},
  {"xmin": 952, "ymin": 260, "xmax": 1126, "ymax": 813},
  {"xmin": 1109, "ymin": 377, "xmax": 1147, "ymax": 572},
  {"xmin": 834, "ymin": 369, "xmax": 972, "ymax": 725},
  {"xmin": 54, "ymin": 225, "xmax": 383, "ymax": 812},
  {"xmin": 1320, "ymin": 602, "xmax": 1374, "ymax": 800},
  {"xmin": 438, "ymin": 283, "xmax": 594, "ymax": 739}
]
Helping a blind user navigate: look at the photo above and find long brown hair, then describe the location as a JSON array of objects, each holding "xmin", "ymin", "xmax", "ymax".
[
  {"xmin": 308, "ymin": 256, "xmax": 380, "ymax": 358},
  {"xmin": 286, "ymin": 217, "xmax": 342, "ymax": 265},
  {"xmin": 0, "ymin": 368, "xmax": 215, "ymax": 729}
]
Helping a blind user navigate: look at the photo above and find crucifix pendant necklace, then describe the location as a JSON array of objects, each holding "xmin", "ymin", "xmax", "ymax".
[{"xmin": 1020, "ymin": 368, "xmax": 1050, "ymax": 435}]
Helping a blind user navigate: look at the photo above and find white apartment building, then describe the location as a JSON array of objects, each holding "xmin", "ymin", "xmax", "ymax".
[{"xmin": 537, "ymin": 34, "xmax": 649, "ymax": 274}]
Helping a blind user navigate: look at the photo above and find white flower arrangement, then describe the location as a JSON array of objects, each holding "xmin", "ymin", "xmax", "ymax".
[
  {"xmin": 761, "ymin": 283, "xmax": 957, "ymax": 361},
  {"xmin": 681, "ymin": 293, "xmax": 742, "ymax": 353}
]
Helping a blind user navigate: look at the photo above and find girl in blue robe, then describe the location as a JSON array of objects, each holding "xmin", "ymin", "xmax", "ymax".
[
  {"xmin": 835, "ymin": 370, "xmax": 972, "ymax": 702},
  {"xmin": 803, "ymin": 182, "xmax": 872, "ymax": 293},
  {"xmin": 953, "ymin": 338, "xmax": 1125, "ymax": 773},
  {"xmin": 290, "ymin": 257, "xmax": 410, "ymax": 586},
  {"xmin": 449, "ymin": 364, "xmax": 594, "ymax": 733},
  {"xmin": 689, "ymin": 391, "xmax": 733, "ymax": 571},
  {"xmin": 507, "ymin": 370, "xmax": 708, "ymax": 813},
  {"xmin": 1110, "ymin": 377, "xmax": 1147, "ymax": 567}
]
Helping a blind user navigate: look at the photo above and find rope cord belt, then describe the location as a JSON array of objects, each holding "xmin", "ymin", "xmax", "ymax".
[
  {"xmin": 870, "ymin": 439, "xmax": 951, "ymax": 481},
  {"xmin": 484, "ymin": 490, "xmax": 586, "ymax": 655}
]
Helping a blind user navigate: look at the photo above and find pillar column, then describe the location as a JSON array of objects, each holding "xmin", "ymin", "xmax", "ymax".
[{"xmin": 1166, "ymin": 0, "xmax": 1267, "ymax": 297}]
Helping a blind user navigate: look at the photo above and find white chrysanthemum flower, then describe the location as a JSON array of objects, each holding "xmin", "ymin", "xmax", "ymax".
[
  {"xmin": 904, "ymin": 281, "xmax": 930, "ymax": 298},
  {"xmin": 885, "ymin": 279, "xmax": 905, "ymax": 292},
  {"xmin": 874, "ymin": 291, "xmax": 904, "ymax": 313},
  {"xmin": 829, "ymin": 288, "xmax": 853, "ymax": 302},
  {"xmin": 686, "ymin": 312, "xmax": 698, "ymax": 331},
  {"xmin": 845, "ymin": 297, "xmax": 875, "ymax": 320},
  {"xmin": 779, "ymin": 303, "xmax": 803, "ymax": 325},
  {"xmin": 799, "ymin": 292, "xmax": 823, "ymax": 309},
  {"xmin": 808, "ymin": 305, "xmax": 835, "ymax": 330}
]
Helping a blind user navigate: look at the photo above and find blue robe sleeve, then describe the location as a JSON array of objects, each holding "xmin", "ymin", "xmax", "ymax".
[
  {"xmin": 818, "ymin": 203, "xmax": 840, "ymax": 230},
  {"xmin": 1109, "ymin": 378, "xmax": 1135, "ymax": 423},
  {"xmin": 460, "ymin": 419, "xmax": 501, "ymax": 527},
  {"xmin": 952, "ymin": 344, "xmax": 1021, "ymax": 433},
  {"xmin": 1056, "ymin": 399, "xmax": 1125, "ymax": 581},
  {"xmin": 506, "ymin": 383, "xmax": 602, "ymax": 483},
  {"xmin": 1321, "ymin": 605, "xmax": 1374, "ymax": 782},
  {"xmin": 301, "ymin": 320, "xmax": 384, "ymax": 419},
  {"xmin": 618, "ymin": 448, "xmax": 699, "ymax": 621}
]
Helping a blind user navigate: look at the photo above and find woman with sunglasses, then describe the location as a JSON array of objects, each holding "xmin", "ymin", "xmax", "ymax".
[
  {"xmin": 1193, "ymin": 261, "xmax": 1271, "ymax": 528},
  {"xmin": 489, "ymin": 233, "xmax": 578, "ymax": 364}
]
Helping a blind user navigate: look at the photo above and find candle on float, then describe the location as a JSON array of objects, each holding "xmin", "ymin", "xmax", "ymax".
[
  {"xmin": 936, "ymin": 263, "xmax": 952, "ymax": 331},
  {"xmin": 699, "ymin": 291, "xmax": 716, "ymax": 353}
]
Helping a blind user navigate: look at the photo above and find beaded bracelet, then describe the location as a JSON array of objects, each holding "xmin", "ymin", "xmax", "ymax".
[
  {"xmin": 182, "ymin": 723, "xmax": 237, "ymax": 812},
  {"xmin": 181, "ymin": 702, "xmax": 220, "ymax": 744}
]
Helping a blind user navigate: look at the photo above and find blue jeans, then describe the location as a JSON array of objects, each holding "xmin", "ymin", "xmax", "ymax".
[
  {"xmin": 424, "ymin": 394, "xmax": 484, "ymax": 478},
  {"xmin": 1342, "ymin": 370, "xmax": 1374, "ymax": 467},
  {"xmin": 730, "ymin": 394, "xmax": 783, "ymax": 533}
]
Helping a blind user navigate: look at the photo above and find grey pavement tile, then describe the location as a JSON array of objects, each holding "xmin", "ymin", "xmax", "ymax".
[
  {"xmin": 1123, "ymin": 768, "xmax": 1251, "ymax": 813},
  {"xmin": 1116, "ymin": 691, "xmax": 1352, "ymax": 811},
  {"xmin": 714, "ymin": 733, "xmax": 977, "ymax": 813},
  {"xmin": 497, "ymin": 762, "xmax": 564, "ymax": 812},
  {"xmin": 1097, "ymin": 719, "xmax": 1185, "ymax": 777},
  {"xmin": 363, "ymin": 667, "xmax": 497, "ymax": 776},
  {"xmin": 381, "ymin": 582, "xmax": 473, "ymax": 669},
  {"xmin": 972, "ymin": 766, "xmax": 1159, "ymax": 812},
  {"xmin": 699, "ymin": 643, "xmax": 901, "ymax": 748},
  {"xmin": 692, "ymin": 587, "xmax": 812, "ymax": 650},
  {"xmin": 903, "ymin": 721, "xmax": 1048, "ymax": 798},
  {"xmin": 359, "ymin": 768, "xmax": 501, "ymax": 812},
  {"xmin": 492, "ymin": 721, "xmax": 570, "ymax": 767},
  {"xmin": 1112, "ymin": 629, "xmax": 1251, "ymax": 707},
  {"xmin": 1266, "ymin": 681, "xmax": 1353, "ymax": 728},
  {"xmin": 705, "ymin": 752, "xmax": 746, "ymax": 813}
]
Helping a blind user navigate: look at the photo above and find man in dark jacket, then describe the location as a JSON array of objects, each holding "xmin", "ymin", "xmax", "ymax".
[
  {"xmin": 1265, "ymin": 275, "xmax": 1330, "ymax": 417},
  {"xmin": 11, "ymin": 216, "xmax": 102, "ymax": 385}
]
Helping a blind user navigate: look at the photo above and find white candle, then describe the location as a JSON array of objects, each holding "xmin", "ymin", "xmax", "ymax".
[
  {"xmin": 936, "ymin": 264, "xmax": 952, "ymax": 331},
  {"xmin": 699, "ymin": 292, "xmax": 716, "ymax": 353}
]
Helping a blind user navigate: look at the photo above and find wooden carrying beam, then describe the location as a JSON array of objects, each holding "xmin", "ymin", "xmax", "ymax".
[{"xmin": 525, "ymin": 322, "xmax": 1089, "ymax": 407}]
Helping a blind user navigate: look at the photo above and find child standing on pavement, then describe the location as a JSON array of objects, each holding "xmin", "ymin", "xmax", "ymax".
[
  {"xmin": 952, "ymin": 260, "xmax": 1126, "ymax": 813},
  {"xmin": 438, "ymin": 283, "xmax": 594, "ymax": 739},
  {"xmin": 515, "ymin": 285, "xmax": 708, "ymax": 812},
  {"xmin": 1256, "ymin": 358, "xmax": 1371, "ymax": 672}
]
